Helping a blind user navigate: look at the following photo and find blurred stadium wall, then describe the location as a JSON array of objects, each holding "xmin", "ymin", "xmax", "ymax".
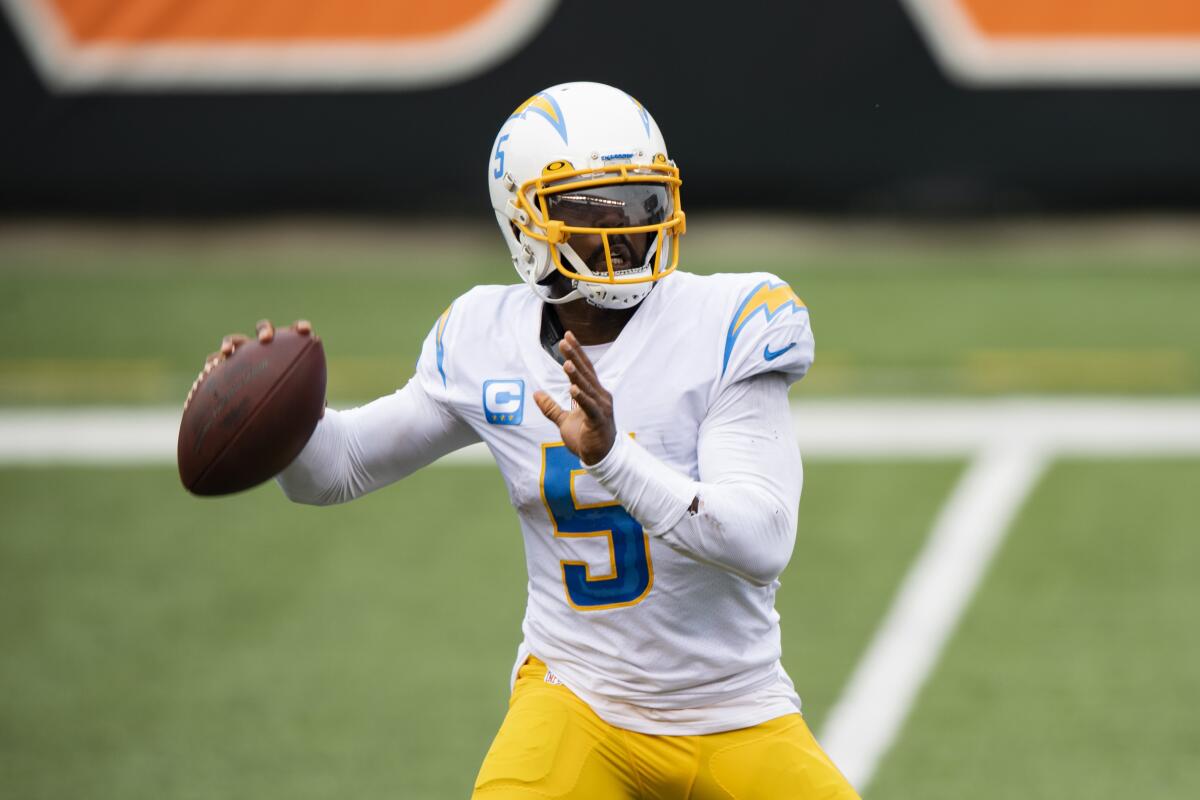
[{"xmin": 1, "ymin": 0, "xmax": 1199, "ymax": 217}]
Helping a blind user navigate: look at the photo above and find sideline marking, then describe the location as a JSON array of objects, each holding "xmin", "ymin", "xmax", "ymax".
[
  {"xmin": 818, "ymin": 441, "xmax": 1048, "ymax": 790},
  {"xmin": 3, "ymin": 399, "xmax": 1200, "ymax": 793},
  {"xmin": 3, "ymin": 399, "xmax": 1200, "ymax": 465}
]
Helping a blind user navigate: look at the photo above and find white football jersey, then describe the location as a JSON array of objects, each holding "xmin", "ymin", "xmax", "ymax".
[{"xmin": 413, "ymin": 270, "xmax": 814, "ymax": 733}]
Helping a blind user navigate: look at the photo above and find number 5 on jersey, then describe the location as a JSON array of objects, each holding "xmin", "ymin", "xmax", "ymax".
[{"xmin": 539, "ymin": 443, "xmax": 653, "ymax": 610}]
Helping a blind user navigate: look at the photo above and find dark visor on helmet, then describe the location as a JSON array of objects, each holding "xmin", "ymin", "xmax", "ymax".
[{"xmin": 546, "ymin": 184, "xmax": 671, "ymax": 230}]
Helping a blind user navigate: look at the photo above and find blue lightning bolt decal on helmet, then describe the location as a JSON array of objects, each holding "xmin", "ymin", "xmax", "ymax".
[{"xmin": 486, "ymin": 82, "xmax": 686, "ymax": 310}]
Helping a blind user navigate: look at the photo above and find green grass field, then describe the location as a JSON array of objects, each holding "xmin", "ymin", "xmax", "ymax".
[
  {"xmin": 3, "ymin": 220, "xmax": 1199, "ymax": 405},
  {"xmin": 869, "ymin": 459, "xmax": 1200, "ymax": 799},
  {"xmin": 0, "ymin": 461, "xmax": 960, "ymax": 799},
  {"xmin": 2, "ymin": 221, "xmax": 1198, "ymax": 798}
]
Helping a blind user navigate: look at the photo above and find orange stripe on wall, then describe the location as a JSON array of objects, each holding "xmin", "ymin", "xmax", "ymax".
[
  {"xmin": 51, "ymin": 0, "xmax": 502, "ymax": 43},
  {"xmin": 960, "ymin": 0, "xmax": 1200, "ymax": 37}
]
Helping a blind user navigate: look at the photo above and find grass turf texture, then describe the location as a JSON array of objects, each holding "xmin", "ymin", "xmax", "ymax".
[
  {"xmin": 869, "ymin": 459, "xmax": 1200, "ymax": 800},
  {"xmin": 2, "ymin": 227, "xmax": 1199, "ymax": 404},
  {"xmin": 0, "ymin": 461, "xmax": 958, "ymax": 799},
  {"xmin": 3, "ymin": 223, "xmax": 1198, "ymax": 797}
]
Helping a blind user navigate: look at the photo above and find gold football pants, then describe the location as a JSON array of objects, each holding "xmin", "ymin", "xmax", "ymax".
[{"xmin": 472, "ymin": 658, "xmax": 861, "ymax": 800}]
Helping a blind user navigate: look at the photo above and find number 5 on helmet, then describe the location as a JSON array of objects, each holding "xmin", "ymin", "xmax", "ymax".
[{"xmin": 487, "ymin": 82, "xmax": 686, "ymax": 310}]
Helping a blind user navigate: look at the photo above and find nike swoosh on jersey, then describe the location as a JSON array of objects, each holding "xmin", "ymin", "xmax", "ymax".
[{"xmin": 762, "ymin": 342, "xmax": 797, "ymax": 361}]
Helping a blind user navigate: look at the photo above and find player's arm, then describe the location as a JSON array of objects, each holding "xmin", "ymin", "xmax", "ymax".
[
  {"xmin": 535, "ymin": 332, "xmax": 800, "ymax": 587},
  {"xmin": 275, "ymin": 376, "xmax": 477, "ymax": 505},
  {"xmin": 210, "ymin": 318, "xmax": 478, "ymax": 506},
  {"xmin": 660, "ymin": 372, "xmax": 799, "ymax": 584}
]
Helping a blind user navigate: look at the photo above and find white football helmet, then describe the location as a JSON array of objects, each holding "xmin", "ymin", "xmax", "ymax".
[{"xmin": 487, "ymin": 81, "xmax": 686, "ymax": 308}]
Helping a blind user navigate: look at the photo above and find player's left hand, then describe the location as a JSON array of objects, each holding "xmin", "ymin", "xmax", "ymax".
[{"xmin": 534, "ymin": 330, "xmax": 617, "ymax": 465}]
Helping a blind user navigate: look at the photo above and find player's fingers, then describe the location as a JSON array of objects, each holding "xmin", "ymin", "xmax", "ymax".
[
  {"xmin": 569, "ymin": 383, "xmax": 605, "ymax": 422},
  {"xmin": 567, "ymin": 332, "xmax": 601, "ymax": 384},
  {"xmin": 562, "ymin": 358, "xmax": 601, "ymax": 399},
  {"xmin": 256, "ymin": 319, "xmax": 275, "ymax": 343},
  {"xmin": 220, "ymin": 333, "xmax": 249, "ymax": 357},
  {"xmin": 294, "ymin": 319, "xmax": 312, "ymax": 336},
  {"xmin": 561, "ymin": 342, "xmax": 612, "ymax": 419},
  {"xmin": 534, "ymin": 390, "xmax": 568, "ymax": 427},
  {"xmin": 561, "ymin": 331, "xmax": 601, "ymax": 383}
]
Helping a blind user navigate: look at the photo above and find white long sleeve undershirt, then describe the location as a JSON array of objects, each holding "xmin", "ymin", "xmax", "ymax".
[
  {"xmin": 276, "ymin": 379, "xmax": 478, "ymax": 506},
  {"xmin": 585, "ymin": 372, "xmax": 801, "ymax": 586},
  {"xmin": 277, "ymin": 372, "xmax": 801, "ymax": 586}
]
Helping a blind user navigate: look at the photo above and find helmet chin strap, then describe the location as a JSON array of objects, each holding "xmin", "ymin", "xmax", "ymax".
[
  {"xmin": 531, "ymin": 275, "xmax": 582, "ymax": 305},
  {"xmin": 540, "ymin": 287, "xmax": 583, "ymax": 305},
  {"xmin": 519, "ymin": 246, "xmax": 581, "ymax": 305},
  {"xmin": 555, "ymin": 234, "xmax": 661, "ymax": 309}
]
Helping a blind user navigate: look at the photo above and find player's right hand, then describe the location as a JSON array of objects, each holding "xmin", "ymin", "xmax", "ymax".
[
  {"xmin": 186, "ymin": 319, "xmax": 313, "ymax": 409},
  {"xmin": 534, "ymin": 330, "xmax": 618, "ymax": 466}
]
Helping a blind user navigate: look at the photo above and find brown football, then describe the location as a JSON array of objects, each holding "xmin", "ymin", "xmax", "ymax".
[{"xmin": 178, "ymin": 327, "xmax": 326, "ymax": 496}]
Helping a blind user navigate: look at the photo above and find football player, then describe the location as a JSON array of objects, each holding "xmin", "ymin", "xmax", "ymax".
[{"xmin": 217, "ymin": 82, "xmax": 860, "ymax": 799}]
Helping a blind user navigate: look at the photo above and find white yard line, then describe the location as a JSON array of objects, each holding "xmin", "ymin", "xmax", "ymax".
[
  {"xmin": 0, "ymin": 408, "xmax": 182, "ymax": 465},
  {"xmin": 4, "ymin": 398, "xmax": 1200, "ymax": 465},
  {"xmin": 790, "ymin": 398, "xmax": 1200, "ymax": 456},
  {"xmin": 806, "ymin": 400, "xmax": 1200, "ymax": 793},
  {"xmin": 817, "ymin": 441, "xmax": 1048, "ymax": 791},
  {"xmin": 3, "ymin": 399, "xmax": 1200, "ymax": 796}
]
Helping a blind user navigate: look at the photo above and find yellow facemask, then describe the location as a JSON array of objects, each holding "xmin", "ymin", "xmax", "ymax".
[{"xmin": 511, "ymin": 160, "xmax": 686, "ymax": 286}]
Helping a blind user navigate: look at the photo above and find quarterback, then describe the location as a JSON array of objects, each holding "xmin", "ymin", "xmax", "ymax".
[{"xmin": 218, "ymin": 82, "xmax": 859, "ymax": 798}]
